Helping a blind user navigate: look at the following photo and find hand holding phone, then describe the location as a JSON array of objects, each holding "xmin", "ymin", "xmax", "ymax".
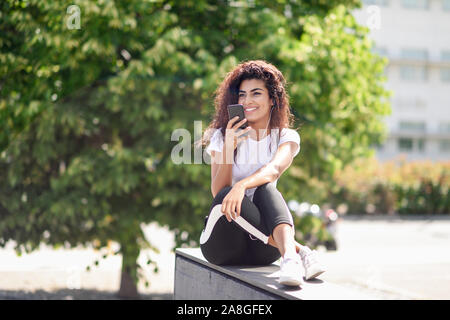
[
  {"xmin": 227, "ymin": 104, "xmax": 248, "ymax": 130},
  {"xmin": 225, "ymin": 104, "xmax": 251, "ymax": 151}
]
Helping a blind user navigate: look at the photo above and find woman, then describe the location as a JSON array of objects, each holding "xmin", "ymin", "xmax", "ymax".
[{"xmin": 200, "ymin": 60, "xmax": 325, "ymax": 286}]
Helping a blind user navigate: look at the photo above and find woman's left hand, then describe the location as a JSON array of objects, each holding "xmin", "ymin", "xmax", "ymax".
[{"xmin": 221, "ymin": 183, "xmax": 246, "ymax": 222}]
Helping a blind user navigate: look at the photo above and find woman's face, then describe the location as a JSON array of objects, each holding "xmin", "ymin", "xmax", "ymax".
[{"xmin": 238, "ymin": 79, "xmax": 273, "ymax": 127}]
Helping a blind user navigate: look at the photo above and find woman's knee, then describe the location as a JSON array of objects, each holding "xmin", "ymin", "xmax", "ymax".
[{"xmin": 254, "ymin": 182, "xmax": 277, "ymax": 199}]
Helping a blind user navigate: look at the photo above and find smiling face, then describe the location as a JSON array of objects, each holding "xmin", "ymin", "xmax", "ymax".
[{"xmin": 238, "ymin": 79, "xmax": 274, "ymax": 131}]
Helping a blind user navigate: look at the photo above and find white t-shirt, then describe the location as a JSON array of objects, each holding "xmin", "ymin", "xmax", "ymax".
[{"xmin": 205, "ymin": 127, "xmax": 301, "ymax": 201}]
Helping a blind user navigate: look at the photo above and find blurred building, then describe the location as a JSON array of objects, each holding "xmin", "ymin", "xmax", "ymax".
[{"xmin": 353, "ymin": 0, "xmax": 450, "ymax": 161}]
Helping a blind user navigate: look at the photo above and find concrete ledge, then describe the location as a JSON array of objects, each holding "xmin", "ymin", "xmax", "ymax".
[{"xmin": 174, "ymin": 248, "xmax": 375, "ymax": 300}]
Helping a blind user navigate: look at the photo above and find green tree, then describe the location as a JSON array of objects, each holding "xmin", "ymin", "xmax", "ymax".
[{"xmin": 0, "ymin": 0, "xmax": 389, "ymax": 297}]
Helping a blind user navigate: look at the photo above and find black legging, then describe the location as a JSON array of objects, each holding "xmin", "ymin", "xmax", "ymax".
[{"xmin": 200, "ymin": 183, "xmax": 294, "ymax": 266}]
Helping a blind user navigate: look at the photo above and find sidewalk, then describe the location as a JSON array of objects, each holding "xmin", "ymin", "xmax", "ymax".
[
  {"xmin": 1, "ymin": 216, "xmax": 450, "ymax": 299},
  {"xmin": 319, "ymin": 215, "xmax": 450, "ymax": 299},
  {"xmin": 171, "ymin": 214, "xmax": 450, "ymax": 299}
]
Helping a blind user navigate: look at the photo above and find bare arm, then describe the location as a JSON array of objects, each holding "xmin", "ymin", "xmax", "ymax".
[
  {"xmin": 236, "ymin": 141, "xmax": 299, "ymax": 190},
  {"xmin": 210, "ymin": 147, "xmax": 233, "ymax": 198}
]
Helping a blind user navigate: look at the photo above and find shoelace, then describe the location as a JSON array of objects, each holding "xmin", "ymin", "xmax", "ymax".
[
  {"xmin": 281, "ymin": 257, "xmax": 302, "ymax": 270},
  {"xmin": 302, "ymin": 251, "xmax": 318, "ymax": 268}
]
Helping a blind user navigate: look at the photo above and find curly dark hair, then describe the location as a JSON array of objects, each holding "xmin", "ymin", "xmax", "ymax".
[{"xmin": 200, "ymin": 60, "xmax": 296, "ymax": 151}]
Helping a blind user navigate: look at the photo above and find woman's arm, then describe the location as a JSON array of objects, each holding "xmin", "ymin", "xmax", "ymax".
[
  {"xmin": 210, "ymin": 145, "xmax": 234, "ymax": 198},
  {"xmin": 210, "ymin": 117, "xmax": 251, "ymax": 198},
  {"xmin": 220, "ymin": 141, "xmax": 299, "ymax": 221},
  {"xmin": 236, "ymin": 141, "xmax": 299, "ymax": 191}
]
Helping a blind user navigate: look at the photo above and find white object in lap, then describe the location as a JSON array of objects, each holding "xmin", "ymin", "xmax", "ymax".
[
  {"xmin": 200, "ymin": 204, "xmax": 223, "ymax": 245},
  {"xmin": 200, "ymin": 204, "xmax": 269, "ymax": 245},
  {"xmin": 234, "ymin": 216, "xmax": 269, "ymax": 244}
]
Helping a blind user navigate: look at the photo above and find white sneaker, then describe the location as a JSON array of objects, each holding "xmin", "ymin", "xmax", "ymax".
[
  {"xmin": 279, "ymin": 255, "xmax": 304, "ymax": 287},
  {"xmin": 299, "ymin": 247, "xmax": 326, "ymax": 280}
]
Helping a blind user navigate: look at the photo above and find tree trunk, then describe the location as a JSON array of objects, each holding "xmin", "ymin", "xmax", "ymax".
[
  {"xmin": 117, "ymin": 243, "xmax": 140, "ymax": 299},
  {"xmin": 118, "ymin": 268, "xmax": 140, "ymax": 299}
]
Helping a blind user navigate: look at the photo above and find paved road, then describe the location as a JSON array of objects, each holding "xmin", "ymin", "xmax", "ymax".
[
  {"xmin": 1, "ymin": 216, "xmax": 449, "ymax": 299},
  {"xmin": 318, "ymin": 215, "xmax": 450, "ymax": 299}
]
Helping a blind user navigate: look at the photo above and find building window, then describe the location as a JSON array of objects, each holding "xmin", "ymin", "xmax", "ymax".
[
  {"xmin": 399, "ymin": 121, "xmax": 426, "ymax": 132},
  {"xmin": 439, "ymin": 122, "xmax": 450, "ymax": 133},
  {"xmin": 398, "ymin": 138, "xmax": 426, "ymax": 153},
  {"xmin": 444, "ymin": 0, "xmax": 450, "ymax": 11},
  {"xmin": 398, "ymin": 138, "xmax": 413, "ymax": 151},
  {"xmin": 442, "ymin": 51, "xmax": 450, "ymax": 61},
  {"xmin": 442, "ymin": 69, "xmax": 450, "ymax": 82},
  {"xmin": 400, "ymin": 49, "xmax": 428, "ymax": 81},
  {"xmin": 441, "ymin": 51, "xmax": 450, "ymax": 82},
  {"xmin": 363, "ymin": 0, "xmax": 389, "ymax": 5},
  {"xmin": 400, "ymin": 66, "xmax": 428, "ymax": 81},
  {"xmin": 417, "ymin": 139, "xmax": 425, "ymax": 152},
  {"xmin": 439, "ymin": 140, "xmax": 450, "ymax": 152},
  {"xmin": 401, "ymin": 48, "xmax": 428, "ymax": 61},
  {"xmin": 402, "ymin": 0, "xmax": 429, "ymax": 9}
]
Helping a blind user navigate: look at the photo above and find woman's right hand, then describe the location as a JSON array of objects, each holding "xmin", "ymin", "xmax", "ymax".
[{"xmin": 224, "ymin": 116, "xmax": 252, "ymax": 151}]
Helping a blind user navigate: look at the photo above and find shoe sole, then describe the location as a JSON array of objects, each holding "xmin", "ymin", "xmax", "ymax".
[
  {"xmin": 279, "ymin": 276, "xmax": 304, "ymax": 287},
  {"xmin": 305, "ymin": 269, "xmax": 325, "ymax": 281}
]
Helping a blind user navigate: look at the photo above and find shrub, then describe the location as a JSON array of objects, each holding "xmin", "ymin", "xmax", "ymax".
[
  {"xmin": 293, "ymin": 214, "xmax": 334, "ymax": 249},
  {"xmin": 328, "ymin": 157, "xmax": 450, "ymax": 215}
]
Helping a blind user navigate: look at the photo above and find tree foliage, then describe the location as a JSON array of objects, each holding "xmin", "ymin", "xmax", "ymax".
[{"xmin": 0, "ymin": 0, "xmax": 389, "ymax": 294}]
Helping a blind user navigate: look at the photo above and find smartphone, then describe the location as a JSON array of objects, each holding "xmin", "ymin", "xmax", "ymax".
[{"xmin": 227, "ymin": 104, "xmax": 248, "ymax": 130}]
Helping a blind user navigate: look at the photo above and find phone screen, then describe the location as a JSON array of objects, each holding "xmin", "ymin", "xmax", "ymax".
[{"xmin": 227, "ymin": 104, "xmax": 248, "ymax": 130}]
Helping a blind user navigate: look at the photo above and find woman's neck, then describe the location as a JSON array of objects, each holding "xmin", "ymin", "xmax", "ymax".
[{"xmin": 248, "ymin": 115, "xmax": 271, "ymax": 140}]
